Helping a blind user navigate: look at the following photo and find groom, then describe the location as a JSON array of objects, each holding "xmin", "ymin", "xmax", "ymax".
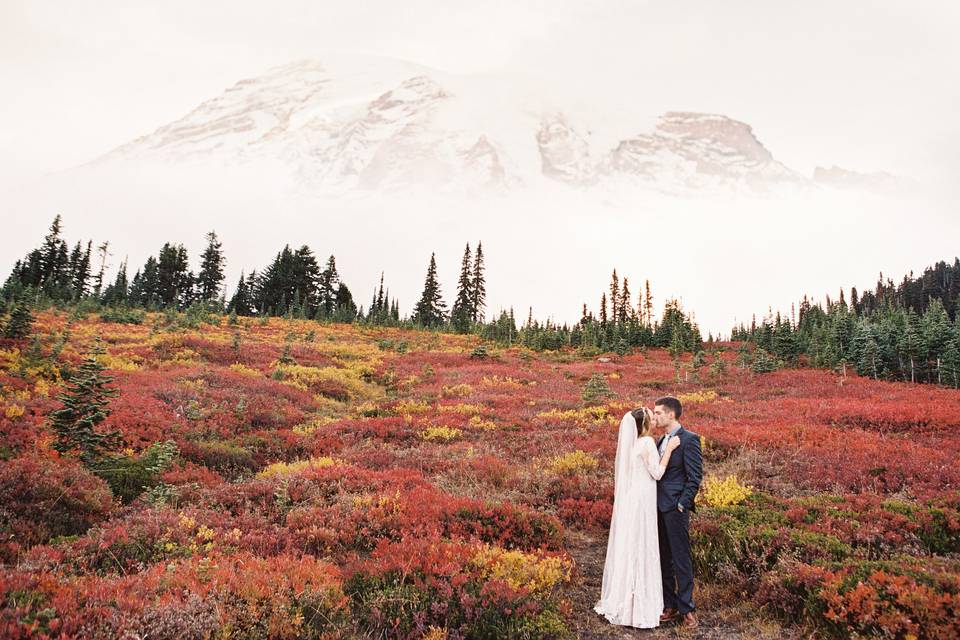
[{"xmin": 653, "ymin": 395, "xmax": 703, "ymax": 629}]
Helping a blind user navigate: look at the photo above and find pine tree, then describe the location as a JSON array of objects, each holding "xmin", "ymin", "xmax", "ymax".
[
  {"xmin": 333, "ymin": 282, "xmax": 357, "ymax": 322},
  {"xmin": 317, "ymin": 255, "xmax": 340, "ymax": 319},
  {"xmin": 619, "ymin": 277, "xmax": 632, "ymax": 325},
  {"xmin": 93, "ymin": 241, "xmax": 111, "ymax": 299},
  {"xmin": 101, "ymin": 258, "xmax": 128, "ymax": 306},
  {"xmin": 942, "ymin": 339, "xmax": 960, "ymax": 388},
  {"xmin": 227, "ymin": 271, "xmax": 254, "ymax": 316},
  {"xmin": 155, "ymin": 243, "xmax": 192, "ymax": 309},
  {"xmin": 644, "ymin": 280, "xmax": 654, "ymax": 328},
  {"xmin": 39, "ymin": 214, "xmax": 65, "ymax": 293},
  {"xmin": 50, "ymin": 338, "xmax": 123, "ymax": 465},
  {"xmin": 3, "ymin": 300, "xmax": 34, "ymax": 338},
  {"xmin": 854, "ymin": 323, "xmax": 881, "ymax": 380},
  {"xmin": 900, "ymin": 311, "xmax": 924, "ymax": 383},
  {"xmin": 470, "ymin": 241, "xmax": 486, "ymax": 323},
  {"xmin": 72, "ymin": 240, "xmax": 92, "ymax": 299},
  {"xmin": 609, "ymin": 270, "xmax": 619, "ymax": 325},
  {"xmin": 923, "ymin": 299, "xmax": 953, "ymax": 382},
  {"xmin": 197, "ymin": 231, "xmax": 226, "ymax": 304},
  {"xmin": 450, "ymin": 243, "xmax": 474, "ymax": 333},
  {"xmin": 412, "ymin": 252, "xmax": 447, "ymax": 328}
]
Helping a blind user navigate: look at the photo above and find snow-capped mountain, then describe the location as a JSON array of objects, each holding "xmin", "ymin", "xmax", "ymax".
[{"xmin": 89, "ymin": 55, "xmax": 890, "ymax": 198}]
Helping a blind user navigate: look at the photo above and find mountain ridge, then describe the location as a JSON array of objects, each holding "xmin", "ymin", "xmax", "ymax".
[{"xmin": 87, "ymin": 55, "xmax": 900, "ymax": 199}]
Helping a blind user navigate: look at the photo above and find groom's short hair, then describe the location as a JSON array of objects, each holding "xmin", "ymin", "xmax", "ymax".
[{"xmin": 655, "ymin": 395, "xmax": 682, "ymax": 419}]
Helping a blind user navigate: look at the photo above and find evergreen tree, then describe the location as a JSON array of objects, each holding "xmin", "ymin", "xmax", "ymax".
[
  {"xmin": 333, "ymin": 282, "xmax": 357, "ymax": 322},
  {"xmin": 412, "ymin": 252, "xmax": 447, "ymax": 328},
  {"xmin": 129, "ymin": 257, "xmax": 160, "ymax": 308},
  {"xmin": 644, "ymin": 280, "xmax": 654, "ymax": 328},
  {"xmin": 49, "ymin": 339, "xmax": 124, "ymax": 465},
  {"xmin": 923, "ymin": 299, "xmax": 953, "ymax": 382},
  {"xmin": 71, "ymin": 240, "xmax": 92, "ymax": 299},
  {"xmin": 942, "ymin": 338, "xmax": 960, "ymax": 388},
  {"xmin": 900, "ymin": 310, "xmax": 924, "ymax": 383},
  {"xmin": 471, "ymin": 241, "xmax": 486, "ymax": 323},
  {"xmin": 619, "ymin": 277, "xmax": 632, "ymax": 325},
  {"xmin": 93, "ymin": 241, "xmax": 110, "ymax": 299},
  {"xmin": 101, "ymin": 258, "xmax": 128, "ymax": 306},
  {"xmin": 317, "ymin": 255, "xmax": 340, "ymax": 319},
  {"xmin": 38, "ymin": 214, "xmax": 68, "ymax": 295},
  {"xmin": 3, "ymin": 300, "xmax": 34, "ymax": 338},
  {"xmin": 197, "ymin": 231, "xmax": 226, "ymax": 304},
  {"xmin": 450, "ymin": 243, "xmax": 474, "ymax": 333},
  {"xmin": 853, "ymin": 322, "xmax": 881, "ymax": 380},
  {"xmin": 609, "ymin": 270, "xmax": 619, "ymax": 324},
  {"xmin": 227, "ymin": 270, "xmax": 254, "ymax": 316},
  {"xmin": 155, "ymin": 243, "xmax": 192, "ymax": 309}
]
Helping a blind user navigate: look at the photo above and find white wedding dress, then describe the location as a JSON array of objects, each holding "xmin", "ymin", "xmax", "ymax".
[{"xmin": 593, "ymin": 411, "xmax": 665, "ymax": 628}]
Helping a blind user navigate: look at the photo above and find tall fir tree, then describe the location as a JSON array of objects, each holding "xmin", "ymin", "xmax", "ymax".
[
  {"xmin": 3, "ymin": 300, "xmax": 34, "ymax": 338},
  {"xmin": 197, "ymin": 231, "xmax": 226, "ymax": 304},
  {"xmin": 317, "ymin": 255, "xmax": 340, "ymax": 319},
  {"xmin": 227, "ymin": 270, "xmax": 254, "ymax": 316},
  {"xmin": 101, "ymin": 258, "xmax": 128, "ymax": 306},
  {"xmin": 470, "ymin": 241, "xmax": 486, "ymax": 323},
  {"xmin": 49, "ymin": 338, "xmax": 124, "ymax": 465},
  {"xmin": 412, "ymin": 252, "xmax": 447, "ymax": 328},
  {"xmin": 450, "ymin": 243, "xmax": 474, "ymax": 333},
  {"xmin": 93, "ymin": 241, "xmax": 110, "ymax": 299}
]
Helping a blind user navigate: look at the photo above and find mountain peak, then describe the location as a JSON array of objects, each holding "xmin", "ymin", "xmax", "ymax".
[{"xmin": 86, "ymin": 57, "xmax": 889, "ymax": 199}]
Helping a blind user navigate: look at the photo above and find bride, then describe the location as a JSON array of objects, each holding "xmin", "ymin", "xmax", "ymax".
[{"xmin": 594, "ymin": 407, "xmax": 681, "ymax": 628}]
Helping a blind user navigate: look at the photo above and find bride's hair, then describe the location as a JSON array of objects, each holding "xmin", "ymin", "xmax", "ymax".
[{"xmin": 630, "ymin": 407, "xmax": 653, "ymax": 438}]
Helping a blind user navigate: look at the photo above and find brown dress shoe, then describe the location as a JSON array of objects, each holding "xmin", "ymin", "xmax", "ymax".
[
  {"xmin": 680, "ymin": 611, "xmax": 699, "ymax": 629},
  {"xmin": 659, "ymin": 608, "xmax": 680, "ymax": 623}
]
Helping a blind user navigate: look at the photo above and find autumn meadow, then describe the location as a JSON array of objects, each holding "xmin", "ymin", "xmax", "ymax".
[{"xmin": 1, "ymin": 301, "xmax": 958, "ymax": 639}]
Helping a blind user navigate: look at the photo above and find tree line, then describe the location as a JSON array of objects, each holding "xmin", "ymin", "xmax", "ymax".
[
  {"xmin": 1, "ymin": 215, "xmax": 703, "ymax": 356},
  {"xmin": 731, "ymin": 258, "xmax": 960, "ymax": 387}
]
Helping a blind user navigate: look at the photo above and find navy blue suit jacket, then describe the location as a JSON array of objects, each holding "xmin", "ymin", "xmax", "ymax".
[{"xmin": 655, "ymin": 425, "xmax": 703, "ymax": 513}]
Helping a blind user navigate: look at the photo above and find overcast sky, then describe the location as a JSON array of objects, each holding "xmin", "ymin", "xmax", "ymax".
[
  {"xmin": 3, "ymin": 1, "xmax": 959, "ymax": 187},
  {"xmin": 2, "ymin": 1, "xmax": 958, "ymax": 333}
]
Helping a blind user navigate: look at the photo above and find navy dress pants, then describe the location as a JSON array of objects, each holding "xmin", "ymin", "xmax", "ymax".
[{"xmin": 658, "ymin": 508, "xmax": 695, "ymax": 614}]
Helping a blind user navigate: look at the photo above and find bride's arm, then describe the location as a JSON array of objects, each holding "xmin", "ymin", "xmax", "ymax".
[{"xmin": 638, "ymin": 437, "xmax": 674, "ymax": 480}]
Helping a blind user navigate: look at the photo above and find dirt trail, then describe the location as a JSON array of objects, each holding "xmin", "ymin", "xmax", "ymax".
[{"xmin": 562, "ymin": 530, "xmax": 795, "ymax": 640}]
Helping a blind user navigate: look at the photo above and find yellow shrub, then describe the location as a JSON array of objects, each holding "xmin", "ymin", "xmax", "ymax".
[
  {"xmin": 395, "ymin": 399, "xmax": 431, "ymax": 415},
  {"xmin": 272, "ymin": 364, "xmax": 376, "ymax": 401},
  {"xmin": 676, "ymin": 389, "xmax": 728, "ymax": 404},
  {"xmin": 480, "ymin": 375, "xmax": 524, "ymax": 389},
  {"xmin": 352, "ymin": 489, "xmax": 403, "ymax": 515},
  {"xmin": 437, "ymin": 403, "xmax": 482, "ymax": 415},
  {"xmin": 352, "ymin": 401, "xmax": 383, "ymax": 417},
  {"xmin": 95, "ymin": 352, "xmax": 142, "ymax": 371},
  {"xmin": 537, "ymin": 406, "xmax": 610, "ymax": 425},
  {"xmin": 0, "ymin": 348, "xmax": 20, "ymax": 370},
  {"xmin": 229, "ymin": 363, "xmax": 261, "ymax": 377},
  {"xmin": 441, "ymin": 383, "xmax": 474, "ymax": 398},
  {"xmin": 33, "ymin": 379, "xmax": 51, "ymax": 398},
  {"xmin": 168, "ymin": 348, "xmax": 202, "ymax": 365},
  {"xmin": 419, "ymin": 426, "xmax": 462, "ymax": 442},
  {"xmin": 4, "ymin": 403, "xmax": 25, "ymax": 420},
  {"xmin": 468, "ymin": 415, "xmax": 498, "ymax": 430},
  {"xmin": 702, "ymin": 474, "xmax": 753, "ymax": 507},
  {"xmin": 257, "ymin": 457, "xmax": 338, "ymax": 477},
  {"xmin": 422, "ymin": 628, "xmax": 447, "ymax": 640},
  {"xmin": 470, "ymin": 543, "xmax": 573, "ymax": 594},
  {"xmin": 292, "ymin": 415, "xmax": 337, "ymax": 435},
  {"xmin": 549, "ymin": 450, "xmax": 599, "ymax": 476}
]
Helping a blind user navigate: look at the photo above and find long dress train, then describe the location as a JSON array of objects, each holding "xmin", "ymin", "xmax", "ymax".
[{"xmin": 593, "ymin": 413, "xmax": 665, "ymax": 628}]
